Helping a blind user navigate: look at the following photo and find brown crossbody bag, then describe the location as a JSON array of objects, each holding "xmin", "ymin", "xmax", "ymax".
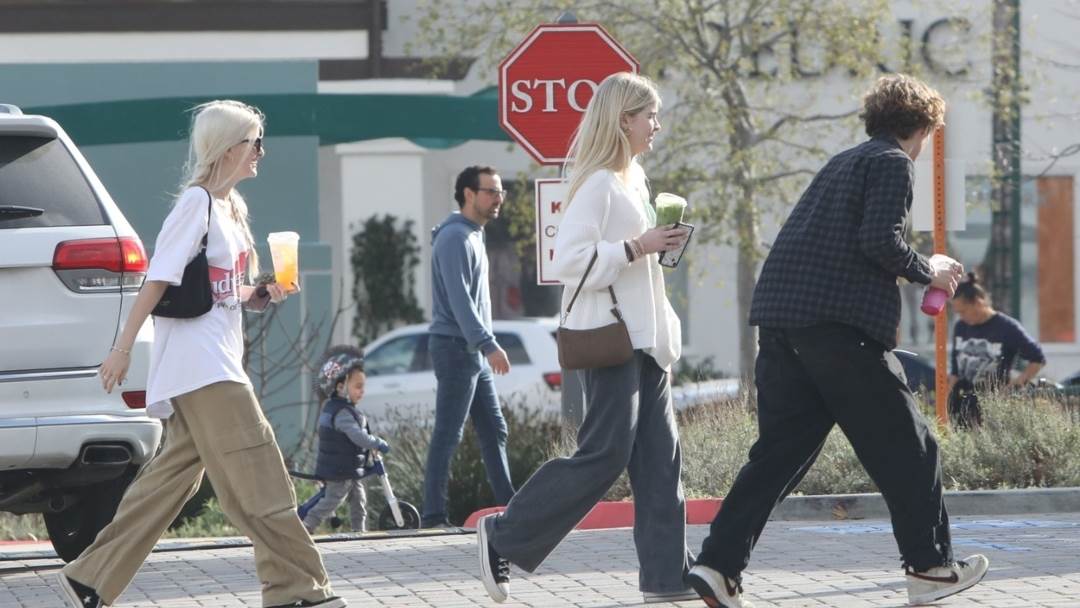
[{"xmin": 556, "ymin": 250, "xmax": 635, "ymax": 370}]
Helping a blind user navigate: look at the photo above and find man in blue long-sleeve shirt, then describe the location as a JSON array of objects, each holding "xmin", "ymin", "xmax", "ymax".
[
  {"xmin": 687, "ymin": 75, "xmax": 989, "ymax": 608},
  {"xmin": 422, "ymin": 165, "xmax": 515, "ymax": 528}
]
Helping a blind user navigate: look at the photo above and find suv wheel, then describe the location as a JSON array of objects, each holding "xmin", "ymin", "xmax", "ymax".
[{"xmin": 43, "ymin": 467, "xmax": 136, "ymax": 562}]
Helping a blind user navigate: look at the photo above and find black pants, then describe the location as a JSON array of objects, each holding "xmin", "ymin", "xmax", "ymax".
[{"xmin": 697, "ymin": 324, "xmax": 952, "ymax": 578}]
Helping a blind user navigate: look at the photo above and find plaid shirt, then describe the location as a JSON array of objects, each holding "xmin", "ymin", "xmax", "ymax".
[{"xmin": 750, "ymin": 136, "xmax": 933, "ymax": 350}]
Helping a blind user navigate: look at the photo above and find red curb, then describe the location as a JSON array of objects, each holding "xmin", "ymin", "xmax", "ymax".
[{"xmin": 463, "ymin": 497, "xmax": 723, "ymax": 530}]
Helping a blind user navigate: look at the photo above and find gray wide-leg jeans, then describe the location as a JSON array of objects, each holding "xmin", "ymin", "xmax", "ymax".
[{"xmin": 489, "ymin": 351, "xmax": 691, "ymax": 593}]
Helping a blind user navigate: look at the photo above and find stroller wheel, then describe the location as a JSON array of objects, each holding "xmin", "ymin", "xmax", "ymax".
[{"xmin": 378, "ymin": 501, "xmax": 421, "ymax": 530}]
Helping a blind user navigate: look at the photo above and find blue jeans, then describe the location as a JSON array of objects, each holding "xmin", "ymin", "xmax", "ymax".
[{"xmin": 422, "ymin": 333, "xmax": 515, "ymax": 526}]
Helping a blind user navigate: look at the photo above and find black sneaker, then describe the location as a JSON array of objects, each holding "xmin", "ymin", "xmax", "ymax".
[
  {"xmin": 56, "ymin": 572, "xmax": 103, "ymax": 608},
  {"xmin": 686, "ymin": 564, "xmax": 755, "ymax": 608},
  {"xmin": 477, "ymin": 514, "xmax": 510, "ymax": 602},
  {"xmin": 267, "ymin": 596, "xmax": 347, "ymax": 608}
]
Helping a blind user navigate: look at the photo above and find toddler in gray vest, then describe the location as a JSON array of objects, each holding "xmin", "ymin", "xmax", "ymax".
[{"xmin": 303, "ymin": 346, "xmax": 390, "ymax": 533}]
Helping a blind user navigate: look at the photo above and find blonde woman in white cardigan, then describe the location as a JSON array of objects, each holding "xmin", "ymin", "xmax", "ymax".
[{"xmin": 476, "ymin": 72, "xmax": 692, "ymax": 605}]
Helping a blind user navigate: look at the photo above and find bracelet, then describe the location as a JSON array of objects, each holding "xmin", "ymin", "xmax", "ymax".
[
  {"xmin": 630, "ymin": 237, "xmax": 646, "ymax": 259},
  {"xmin": 623, "ymin": 240, "xmax": 636, "ymax": 262},
  {"xmin": 110, "ymin": 346, "xmax": 131, "ymax": 355}
]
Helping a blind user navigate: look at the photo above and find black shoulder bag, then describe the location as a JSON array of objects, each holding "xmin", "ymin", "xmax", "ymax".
[{"xmin": 151, "ymin": 188, "xmax": 214, "ymax": 319}]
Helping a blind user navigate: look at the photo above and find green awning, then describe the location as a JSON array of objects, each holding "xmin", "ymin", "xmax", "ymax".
[{"xmin": 25, "ymin": 91, "xmax": 511, "ymax": 148}]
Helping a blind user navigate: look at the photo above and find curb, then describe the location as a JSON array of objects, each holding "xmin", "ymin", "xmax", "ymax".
[
  {"xmin": 0, "ymin": 527, "xmax": 468, "ymax": 562},
  {"xmin": 772, "ymin": 487, "xmax": 1080, "ymax": 521},
  {"xmin": 463, "ymin": 487, "xmax": 1080, "ymax": 528}
]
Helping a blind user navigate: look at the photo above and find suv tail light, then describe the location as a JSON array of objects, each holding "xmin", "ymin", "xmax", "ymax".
[
  {"xmin": 543, "ymin": 371, "xmax": 562, "ymax": 391},
  {"xmin": 53, "ymin": 237, "xmax": 147, "ymax": 293},
  {"xmin": 121, "ymin": 391, "xmax": 147, "ymax": 409}
]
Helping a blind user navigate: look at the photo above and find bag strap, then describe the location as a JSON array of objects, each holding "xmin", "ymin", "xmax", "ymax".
[
  {"xmin": 197, "ymin": 186, "xmax": 212, "ymax": 248},
  {"xmin": 562, "ymin": 250, "xmax": 620, "ymax": 324}
]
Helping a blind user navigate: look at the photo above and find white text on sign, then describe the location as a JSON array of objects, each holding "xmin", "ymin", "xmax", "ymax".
[{"xmin": 510, "ymin": 79, "xmax": 600, "ymax": 113}]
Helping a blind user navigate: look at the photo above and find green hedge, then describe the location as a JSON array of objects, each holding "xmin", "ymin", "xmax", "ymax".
[{"xmin": 5, "ymin": 389, "xmax": 1079, "ymax": 541}]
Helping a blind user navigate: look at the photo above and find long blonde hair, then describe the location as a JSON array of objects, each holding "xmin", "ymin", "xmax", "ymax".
[
  {"xmin": 179, "ymin": 100, "xmax": 264, "ymax": 280},
  {"xmin": 564, "ymin": 72, "xmax": 661, "ymax": 205}
]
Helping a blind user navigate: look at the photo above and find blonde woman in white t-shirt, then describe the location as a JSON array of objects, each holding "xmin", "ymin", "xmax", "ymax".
[
  {"xmin": 476, "ymin": 72, "xmax": 693, "ymax": 605},
  {"xmin": 57, "ymin": 101, "xmax": 346, "ymax": 608}
]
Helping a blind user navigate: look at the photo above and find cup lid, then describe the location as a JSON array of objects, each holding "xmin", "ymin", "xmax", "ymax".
[
  {"xmin": 655, "ymin": 192, "xmax": 687, "ymax": 206},
  {"xmin": 267, "ymin": 231, "xmax": 300, "ymax": 242}
]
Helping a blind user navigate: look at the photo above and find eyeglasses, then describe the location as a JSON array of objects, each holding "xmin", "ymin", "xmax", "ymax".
[
  {"xmin": 240, "ymin": 136, "xmax": 263, "ymax": 154},
  {"xmin": 476, "ymin": 187, "xmax": 507, "ymax": 198}
]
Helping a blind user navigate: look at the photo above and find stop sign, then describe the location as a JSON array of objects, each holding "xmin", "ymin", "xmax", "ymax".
[{"xmin": 499, "ymin": 24, "xmax": 639, "ymax": 165}]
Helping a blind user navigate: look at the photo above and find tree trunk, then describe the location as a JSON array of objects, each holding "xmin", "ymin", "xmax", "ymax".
[
  {"xmin": 984, "ymin": 0, "xmax": 1021, "ymax": 316},
  {"xmin": 734, "ymin": 186, "xmax": 761, "ymax": 387},
  {"xmin": 736, "ymin": 237, "xmax": 759, "ymax": 382}
]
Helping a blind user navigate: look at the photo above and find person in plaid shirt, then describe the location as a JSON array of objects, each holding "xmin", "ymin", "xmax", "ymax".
[{"xmin": 686, "ymin": 75, "xmax": 989, "ymax": 608}]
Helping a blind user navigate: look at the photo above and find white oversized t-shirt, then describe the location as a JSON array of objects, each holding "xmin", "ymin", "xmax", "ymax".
[{"xmin": 144, "ymin": 187, "xmax": 251, "ymax": 418}]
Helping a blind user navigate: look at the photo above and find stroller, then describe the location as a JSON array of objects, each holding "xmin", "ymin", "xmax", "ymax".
[{"xmin": 292, "ymin": 448, "xmax": 420, "ymax": 531}]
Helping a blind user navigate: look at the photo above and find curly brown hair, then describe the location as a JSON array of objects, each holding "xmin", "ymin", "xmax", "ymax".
[{"xmin": 859, "ymin": 74, "xmax": 946, "ymax": 140}]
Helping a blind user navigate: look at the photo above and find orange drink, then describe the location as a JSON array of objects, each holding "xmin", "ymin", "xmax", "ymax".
[{"xmin": 267, "ymin": 231, "xmax": 300, "ymax": 293}]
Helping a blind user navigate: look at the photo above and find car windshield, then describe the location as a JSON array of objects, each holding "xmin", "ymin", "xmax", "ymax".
[{"xmin": 365, "ymin": 335, "xmax": 422, "ymax": 376}]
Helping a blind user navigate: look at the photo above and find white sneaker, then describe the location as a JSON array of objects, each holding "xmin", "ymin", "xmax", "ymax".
[
  {"xmin": 906, "ymin": 554, "xmax": 989, "ymax": 606},
  {"xmin": 476, "ymin": 514, "xmax": 510, "ymax": 603},
  {"xmin": 642, "ymin": 589, "xmax": 699, "ymax": 603},
  {"xmin": 685, "ymin": 564, "xmax": 755, "ymax": 608}
]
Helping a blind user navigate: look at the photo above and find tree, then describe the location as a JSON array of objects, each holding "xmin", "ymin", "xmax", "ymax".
[
  {"xmin": 350, "ymin": 215, "xmax": 425, "ymax": 344},
  {"xmin": 982, "ymin": 0, "xmax": 1024, "ymax": 317},
  {"xmin": 411, "ymin": 0, "xmax": 891, "ymax": 378}
]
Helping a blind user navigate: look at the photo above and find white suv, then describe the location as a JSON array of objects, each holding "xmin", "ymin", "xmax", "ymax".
[
  {"xmin": 360, "ymin": 317, "xmax": 742, "ymax": 423},
  {"xmin": 362, "ymin": 318, "xmax": 563, "ymax": 423},
  {"xmin": 0, "ymin": 104, "xmax": 161, "ymax": 561}
]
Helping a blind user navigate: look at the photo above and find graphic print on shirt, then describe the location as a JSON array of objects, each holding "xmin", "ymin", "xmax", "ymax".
[
  {"xmin": 954, "ymin": 336, "xmax": 1002, "ymax": 383},
  {"xmin": 209, "ymin": 250, "xmax": 247, "ymax": 309}
]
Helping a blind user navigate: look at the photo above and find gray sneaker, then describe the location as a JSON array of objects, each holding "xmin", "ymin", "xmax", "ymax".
[{"xmin": 906, "ymin": 554, "xmax": 989, "ymax": 606}]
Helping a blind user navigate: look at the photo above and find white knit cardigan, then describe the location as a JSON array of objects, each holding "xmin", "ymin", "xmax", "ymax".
[{"xmin": 552, "ymin": 164, "xmax": 682, "ymax": 370}]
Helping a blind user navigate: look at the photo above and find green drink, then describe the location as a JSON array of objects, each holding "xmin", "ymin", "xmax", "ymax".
[{"xmin": 655, "ymin": 192, "xmax": 687, "ymax": 226}]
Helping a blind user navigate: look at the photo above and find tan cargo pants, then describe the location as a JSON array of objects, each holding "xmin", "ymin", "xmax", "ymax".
[{"xmin": 63, "ymin": 381, "xmax": 335, "ymax": 606}]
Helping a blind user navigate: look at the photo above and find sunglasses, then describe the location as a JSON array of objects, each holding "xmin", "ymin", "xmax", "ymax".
[{"xmin": 239, "ymin": 136, "xmax": 263, "ymax": 154}]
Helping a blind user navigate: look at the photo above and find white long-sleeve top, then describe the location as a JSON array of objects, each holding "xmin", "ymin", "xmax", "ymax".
[{"xmin": 553, "ymin": 164, "xmax": 682, "ymax": 370}]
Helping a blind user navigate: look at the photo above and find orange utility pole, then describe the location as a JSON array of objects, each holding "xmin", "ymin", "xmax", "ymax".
[{"xmin": 932, "ymin": 127, "xmax": 949, "ymax": 426}]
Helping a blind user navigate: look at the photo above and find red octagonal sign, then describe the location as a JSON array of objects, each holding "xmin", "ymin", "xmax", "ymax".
[{"xmin": 499, "ymin": 24, "xmax": 639, "ymax": 165}]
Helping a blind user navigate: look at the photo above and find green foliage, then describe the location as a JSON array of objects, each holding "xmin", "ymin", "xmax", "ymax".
[
  {"xmin": 677, "ymin": 389, "xmax": 1080, "ymax": 498},
  {"xmin": 379, "ymin": 401, "xmax": 564, "ymax": 525},
  {"xmin": 672, "ymin": 356, "xmax": 728, "ymax": 386},
  {"xmin": 350, "ymin": 215, "xmax": 425, "ymax": 343},
  {"xmin": 0, "ymin": 512, "xmax": 47, "ymax": 541},
  {"xmin": 12, "ymin": 387, "xmax": 1078, "ymax": 543}
]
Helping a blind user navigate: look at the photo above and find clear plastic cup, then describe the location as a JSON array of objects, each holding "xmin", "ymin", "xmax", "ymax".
[
  {"xmin": 267, "ymin": 231, "xmax": 300, "ymax": 293},
  {"xmin": 655, "ymin": 192, "xmax": 687, "ymax": 226}
]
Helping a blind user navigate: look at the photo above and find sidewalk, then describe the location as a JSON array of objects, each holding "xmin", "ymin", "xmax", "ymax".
[{"xmin": 2, "ymin": 513, "xmax": 1078, "ymax": 607}]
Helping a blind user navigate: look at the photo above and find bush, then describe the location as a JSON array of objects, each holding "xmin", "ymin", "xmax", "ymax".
[
  {"xmin": 676, "ymin": 388, "xmax": 1080, "ymax": 497},
  {"xmin": 381, "ymin": 402, "xmax": 564, "ymax": 525},
  {"xmin": 13, "ymin": 387, "xmax": 1080, "ymax": 542}
]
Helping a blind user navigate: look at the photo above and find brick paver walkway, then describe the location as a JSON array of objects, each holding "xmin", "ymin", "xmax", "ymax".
[{"xmin": 2, "ymin": 514, "xmax": 1078, "ymax": 607}]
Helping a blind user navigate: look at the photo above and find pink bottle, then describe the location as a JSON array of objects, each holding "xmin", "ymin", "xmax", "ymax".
[{"xmin": 920, "ymin": 287, "xmax": 948, "ymax": 316}]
